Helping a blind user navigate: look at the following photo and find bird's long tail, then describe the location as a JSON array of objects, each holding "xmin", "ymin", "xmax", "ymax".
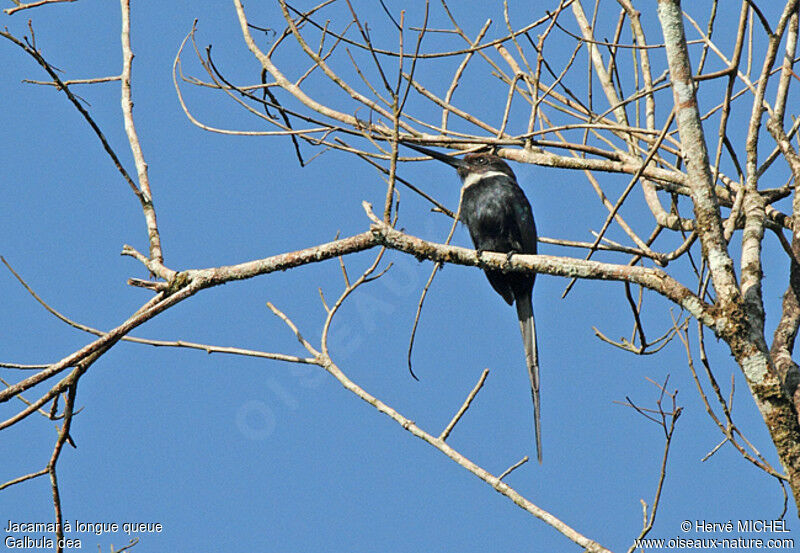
[{"xmin": 516, "ymin": 292, "xmax": 541, "ymax": 463}]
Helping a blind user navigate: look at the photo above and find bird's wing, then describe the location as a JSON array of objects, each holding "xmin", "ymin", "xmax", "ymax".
[{"xmin": 511, "ymin": 186, "xmax": 537, "ymax": 255}]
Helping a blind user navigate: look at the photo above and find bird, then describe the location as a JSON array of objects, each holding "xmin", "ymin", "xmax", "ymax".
[{"xmin": 403, "ymin": 142, "xmax": 542, "ymax": 462}]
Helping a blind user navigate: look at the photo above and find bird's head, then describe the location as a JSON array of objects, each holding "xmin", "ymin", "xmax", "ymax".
[
  {"xmin": 457, "ymin": 152, "xmax": 515, "ymax": 182},
  {"xmin": 402, "ymin": 143, "xmax": 516, "ymax": 184}
]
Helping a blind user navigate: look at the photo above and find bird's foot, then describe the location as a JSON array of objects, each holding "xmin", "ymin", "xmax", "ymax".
[{"xmin": 506, "ymin": 250, "xmax": 518, "ymax": 263}]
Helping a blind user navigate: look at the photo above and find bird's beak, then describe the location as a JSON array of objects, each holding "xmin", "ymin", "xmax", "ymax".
[{"xmin": 401, "ymin": 142, "xmax": 468, "ymax": 169}]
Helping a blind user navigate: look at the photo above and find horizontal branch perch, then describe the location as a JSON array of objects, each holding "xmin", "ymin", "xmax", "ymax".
[{"xmin": 362, "ymin": 202, "xmax": 715, "ymax": 330}]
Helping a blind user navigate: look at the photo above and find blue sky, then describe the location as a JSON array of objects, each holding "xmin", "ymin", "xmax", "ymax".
[{"xmin": 1, "ymin": 1, "xmax": 799, "ymax": 552}]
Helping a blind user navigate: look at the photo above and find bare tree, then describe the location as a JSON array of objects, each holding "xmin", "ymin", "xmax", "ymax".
[{"xmin": 3, "ymin": 1, "xmax": 800, "ymax": 551}]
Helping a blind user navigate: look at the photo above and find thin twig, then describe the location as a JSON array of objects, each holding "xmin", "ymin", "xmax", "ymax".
[
  {"xmin": 4, "ymin": 0, "xmax": 75, "ymax": 16},
  {"xmin": 498, "ymin": 456, "xmax": 529, "ymax": 481},
  {"xmin": 440, "ymin": 369, "xmax": 490, "ymax": 441}
]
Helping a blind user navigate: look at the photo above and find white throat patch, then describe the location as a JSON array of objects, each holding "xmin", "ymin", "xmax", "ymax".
[{"xmin": 462, "ymin": 170, "xmax": 509, "ymax": 188}]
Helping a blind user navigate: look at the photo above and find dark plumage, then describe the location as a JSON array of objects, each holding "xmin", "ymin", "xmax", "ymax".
[{"xmin": 404, "ymin": 143, "xmax": 541, "ymax": 462}]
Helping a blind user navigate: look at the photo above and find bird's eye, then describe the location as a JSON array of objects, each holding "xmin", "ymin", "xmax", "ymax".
[{"xmin": 477, "ymin": 157, "xmax": 487, "ymax": 165}]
